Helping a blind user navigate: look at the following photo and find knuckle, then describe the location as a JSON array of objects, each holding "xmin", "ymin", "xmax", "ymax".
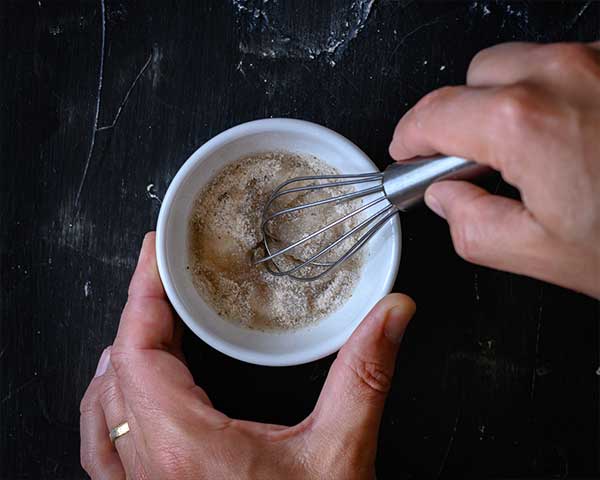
[
  {"xmin": 468, "ymin": 45, "xmax": 495, "ymax": 76},
  {"xmin": 97, "ymin": 377, "xmax": 121, "ymax": 407},
  {"xmin": 498, "ymin": 162, "xmax": 522, "ymax": 187},
  {"xmin": 450, "ymin": 207, "xmax": 483, "ymax": 263},
  {"xmin": 80, "ymin": 449, "xmax": 97, "ymax": 475},
  {"xmin": 468, "ymin": 43, "xmax": 541, "ymax": 83},
  {"xmin": 469, "ymin": 46, "xmax": 488, "ymax": 67},
  {"xmin": 80, "ymin": 382, "xmax": 99, "ymax": 415},
  {"xmin": 489, "ymin": 85, "xmax": 546, "ymax": 178},
  {"xmin": 108, "ymin": 348, "xmax": 128, "ymax": 375},
  {"xmin": 80, "ymin": 438, "xmax": 103, "ymax": 477},
  {"xmin": 492, "ymin": 84, "xmax": 538, "ymax": 127},
  {"xmin": 543, "ymin": 43, "xmax": 584, "ymax": 63},
  {"xmin": 416, "ymin": 85, "xmax": 459, "ymax": 112},
  {"xmin": 344, "ymin": 353, "xmax": 393, "ymax": 394},
  {"xmin": 79, "ymin": 397, "xmax": 92, "ymax": 417},
  {"xmin": 542, "ymin": 42, "xmax": 599, "ymax": 75},
  {"xmin": 489, "ymin": 82, "xmax": 567, "ymax": 180},
  {"xmin": 452, "ymin": 227, "xmax": 478, "ymax": 263}
]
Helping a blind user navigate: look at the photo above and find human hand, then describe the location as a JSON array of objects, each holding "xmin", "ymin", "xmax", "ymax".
[
  {"xmin": 80, "ymin": 232, "xmax": 416, "ymax": 480},
  {"xmin": 389, "ymin": 42, "xmax": 600, "ymax": 298}
]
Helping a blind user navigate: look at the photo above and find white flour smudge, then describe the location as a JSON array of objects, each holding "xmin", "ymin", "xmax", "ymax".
[{"xmin": 234, "ymin": 0, "xmax": 375, "ymax": 63}]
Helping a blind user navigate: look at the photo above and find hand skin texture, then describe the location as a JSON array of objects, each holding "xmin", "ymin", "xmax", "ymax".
[
  {"xmin": 80, "ymin": 232, "xmax": 416, "ymax": 480},
  {"xmin": 390, "ymin": 42, "xmax": 600, "ymax": 299}
]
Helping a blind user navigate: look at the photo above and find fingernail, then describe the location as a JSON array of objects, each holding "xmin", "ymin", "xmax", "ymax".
[
  {"xmin": 94, "ymin": 347, "xmax": 111, "ymax": 377},
  {"xmin": 425, "ymin": 191, "xmax": 446, "ymax": 219},
  {"xmin": 384, "ymin": 306, "xmax": 408, "ymax": 344}
]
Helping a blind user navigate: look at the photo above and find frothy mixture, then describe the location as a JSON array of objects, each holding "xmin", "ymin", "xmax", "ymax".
[{"xmin": 187, "ymin": 151, "xmax": 363, "ymax": 330}]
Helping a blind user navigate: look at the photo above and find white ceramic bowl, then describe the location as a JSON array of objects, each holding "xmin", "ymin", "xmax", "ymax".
[{"xmin": 156, "ymin": 119, "xmax": 401, "ymax": 366}]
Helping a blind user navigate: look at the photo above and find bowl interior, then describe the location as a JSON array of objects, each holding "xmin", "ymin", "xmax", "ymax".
[{"xmin": 158, "ymin": 120, "xmax": 401, "ymax": 366}]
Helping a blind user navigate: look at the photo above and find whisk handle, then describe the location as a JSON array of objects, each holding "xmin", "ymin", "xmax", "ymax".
[{"xmin": 382, "ymin": 155, "xmax": 488, "ymax": 210}]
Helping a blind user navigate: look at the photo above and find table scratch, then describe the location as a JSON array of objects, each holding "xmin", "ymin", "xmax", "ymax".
[
  {"xmin": 437, "ymin": 411, "xmax": 460, "ymax": 478},
  {"xmin": 74, "ymin": 0, "xmax": 106, "ymax": 211},
  {"xmin": 388, "ymin": 17, "xmax": 446, "ymax": 61},
  {"xmin": 1, "ymin": 377, "xmax": 39, "ymax": 404},
  {"xmin": 564, "ymin": 0, "xmax": 592, "ymax": 32},
  {"xmin": 97, "ymin": 53, "xmax": 152, "ymax": 132}
]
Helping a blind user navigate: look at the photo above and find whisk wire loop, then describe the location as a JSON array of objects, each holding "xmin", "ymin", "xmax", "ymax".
[
  {"xmin": 256, "ymin": 194, "xmax": 387, "ymax": 265},
  {"xmin": 255, "ymin": 170, "xmax": 398, "ymax": 281},
  {"xmin": 262, "ymin": 184, "xmax": 384, "ymax": 224},
  {"xmin": 264, "ymin": 203, "xmax": 398, "ymax": 281}
]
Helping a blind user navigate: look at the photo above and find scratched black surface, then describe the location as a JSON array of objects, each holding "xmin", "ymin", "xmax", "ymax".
[{"xmin": 2, "ymin": 1, "xmax": 600, "ymax": 479}]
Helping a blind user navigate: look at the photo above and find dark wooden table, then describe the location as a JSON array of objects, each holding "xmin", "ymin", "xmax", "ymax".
[{"xmin": 2, "ymin": 1, "xmax": 600, "ymax": 478}]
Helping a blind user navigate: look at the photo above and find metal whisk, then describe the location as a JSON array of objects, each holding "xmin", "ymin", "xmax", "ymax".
[{"xmin": 254, "ymin": 155, "xmax": 486, "ymax": 281}]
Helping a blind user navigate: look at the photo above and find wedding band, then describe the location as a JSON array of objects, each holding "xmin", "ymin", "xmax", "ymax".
[{"xmin": 109, "ymin": 422, "xmax": 130, "ymax": 443}]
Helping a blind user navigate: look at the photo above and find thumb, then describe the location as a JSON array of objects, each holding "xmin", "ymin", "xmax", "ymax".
[
  {"xmin": 424, "ymin": 180, "xmax": 551, "ymax": 276},
  {"xmin": 309, "ymin": 293, "xmax": 415, "ymax": 453}
]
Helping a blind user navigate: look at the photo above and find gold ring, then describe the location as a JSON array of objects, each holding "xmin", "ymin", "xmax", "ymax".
[{"xmin": 109, "ymin": 422, "xmax": 130, "ymax": 443}]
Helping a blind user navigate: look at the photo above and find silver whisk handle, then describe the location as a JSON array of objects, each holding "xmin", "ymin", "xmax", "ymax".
[{"xmin": 382, "ymin": 155, "xmax": 488, "ymax": 210}]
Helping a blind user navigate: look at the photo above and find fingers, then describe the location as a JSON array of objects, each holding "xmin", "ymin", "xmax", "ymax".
[
  {"xmin": 389, "ymin": 81, "xmax": 554, "ymax": 189},
  {"xmin": 468, "ymin": 42, "xmax": 600, "ymax": 102},
  {"xmin": 80, "ymin": 396, "xmax": 126, "ymax": 480},
  {"xmin": 80, "ymin": 348, "xmax": 126, "ymax": 480},
  {"xmin": 127, "ymin": 232, "xmax": 165, "ymax": 300},
  {"xmin": 94, "ymin": 349, "xmax": 149, "ymax": 479},
  {"xmin": 467, "ymin": 42, "xmax": 540, "ymax": 86},
  {"xmin": 390, "ymin": 41, "xmax": 599, "ymax": 166},
  {"xmin": 424, "ymin": 180, "xmax": 551, "ymax": 274},
  {"xmin": 110, "ymin": 346, "xmax": 220, "ymax": 430},
  {"xmin": 390, "ymin": 85, "xmax": 504, "ymax": 165},
  {"xmin": 111, "ymin": 232, "xmax": 220, "ymax": 433},
  {"xmin": 114, "ymin": 232, "xmax": 182, "ymax": 355},
  {"xmin": 310, "ymin": 294, "xmax": 415, "ymax": 452},
  {"xmin": 426, "ymin": 180, "xmax": 600, "ymax": 295},
  {"xmin": 390, "ymin": 85, "xmax": 481, "ymax": 161}
]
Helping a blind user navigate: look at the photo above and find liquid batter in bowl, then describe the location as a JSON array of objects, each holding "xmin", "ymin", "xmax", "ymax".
[{"xmin": 187, "ymin": 151, "xmax": 364, "ymax": 330}]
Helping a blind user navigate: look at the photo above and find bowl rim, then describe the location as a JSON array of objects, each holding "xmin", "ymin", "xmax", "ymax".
[{"xmin": 156, "ymin": 118, "xmax": 401, "ymax": 366}]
